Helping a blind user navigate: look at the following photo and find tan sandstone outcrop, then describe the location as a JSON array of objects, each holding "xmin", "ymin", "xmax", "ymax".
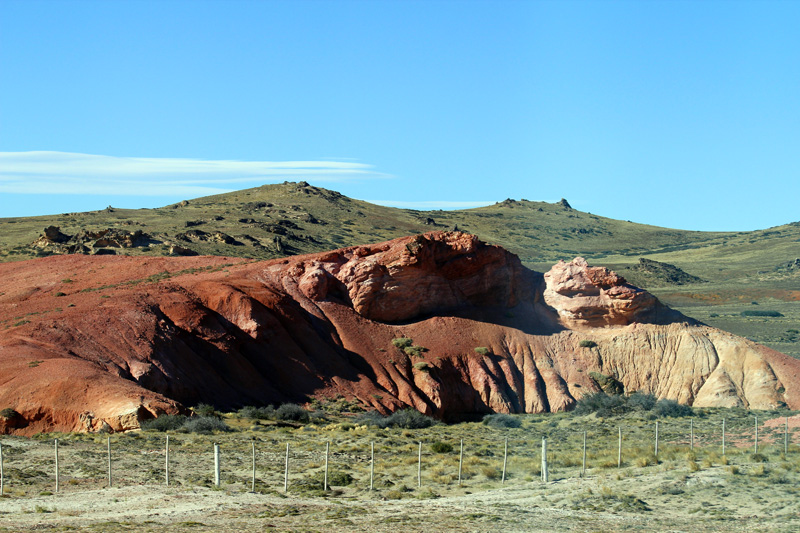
[{"xmin": 543, "ymin": 257, "xmax": 674, "ymax": 328}]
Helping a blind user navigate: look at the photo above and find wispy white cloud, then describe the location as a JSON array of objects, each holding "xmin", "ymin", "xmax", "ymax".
[
  {"xmin": 0, "ymin": 151, "xmax": 390, "ymax": 196},
  {"xmin": 368, "ymin": 199, "xmax": 495, "ymax": 210}
]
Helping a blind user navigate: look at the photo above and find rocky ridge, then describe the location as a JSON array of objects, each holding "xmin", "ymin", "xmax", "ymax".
[
  {"xmin": 0, "ymin": 231, "xmax": 797, "ymax": 434},
  {"xmin": 621, "ymin": 257, "xmax": 706, "ymax": 287},
  {"xmin": 33, "ymin": 225, "xmax": 158, "ymax": 255}
]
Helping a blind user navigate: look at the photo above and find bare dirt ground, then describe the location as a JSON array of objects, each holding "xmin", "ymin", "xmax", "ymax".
[{"xmin": 1, "ymin": 465, "xmax": 799, "ymax": 532}]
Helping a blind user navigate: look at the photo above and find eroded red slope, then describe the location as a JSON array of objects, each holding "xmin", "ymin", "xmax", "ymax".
[{"xmin": 1, "ymin": 232, "xmax": 797, "ymax": 434}]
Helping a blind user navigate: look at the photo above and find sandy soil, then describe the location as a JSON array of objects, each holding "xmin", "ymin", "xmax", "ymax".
[{"xmin": 2, "ymin": 462, "xmax": 799, "ymax": 533}]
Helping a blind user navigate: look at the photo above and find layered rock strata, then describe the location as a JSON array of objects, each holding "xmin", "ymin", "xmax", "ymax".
[{"xmin": 0, "ymin": 232, "xmax": 796, "ymax": 434}]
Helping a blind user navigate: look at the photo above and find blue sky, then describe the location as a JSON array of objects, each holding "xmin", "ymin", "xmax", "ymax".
[{"xmin": 1, "ymin": 0, "xmax": 798, "ymax": 231}]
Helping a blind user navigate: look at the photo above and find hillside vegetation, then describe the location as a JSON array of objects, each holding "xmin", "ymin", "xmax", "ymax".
[{"xmin": 1, "ymin": 181, "xmax": 798, "ymax": 357}]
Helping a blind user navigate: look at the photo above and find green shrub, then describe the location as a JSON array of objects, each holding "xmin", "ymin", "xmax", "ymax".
[
  {"xmin": 54, "ymin": 292, "xmax": 66, "ymax": 297},
  {"xmin": 404, "ymin": 345, "xmax": 427, "ymax": 357},
  {"xmin": 327, "ymin": 471, "xmax": 354, "ymax": 486},
  {"xmin": 387, "ymin": 409, "xmax": 436, "ymax": 429},
  {"xmin": 653, "ymin": 399, "xmax": 693, "ymax": 418},
  {"xmin": 474, "ymin": 347, "xmax": 490, "ymax": 355},
  {"xmin": 575, "ymin": 391, "xmax": 691, "ymax": 418},
  {"xmin": 306, "ymin": 410, "xmax": 327, "ymax": 424},
  {"xmin": 589, "ymin": 372, "xmax": 624, "ymax": 395},
  {"xmin": 291, "ymin": 476, "xmax": 325, "ymax": 495},
  {"xmin": 140, "ymin": 414, "xmax": 187, "ymax": 432},
  {"xmin": 311, "ymin": 396, "xmax": 364, "ymax": 414},
  {"xmin": 627, "ymin": 392, "xmax": 657, "ymax": 411},
  {"xmin": 143, "ymin": 413, "xmax": 229, "ymax": 433},
  {"xmin": 181, "ymin": 416, "xmax": 232, "ymax": 434},
  {"xmin": 482, "ymin": 413, "xmax": 522, "ymax": 428},
  {"xmin": 0, "ymin": 408, "xmax": 20, "ymax": 419},
  {"xmin": 574, "ymin": 392, "xmax": 627, "ymax": 417},
  {"xmin": 193, "ymin": 403, "xmax": 218, "ymax": 417},
  {"xmin": 430, "ymin": 441, "xmax": 453, "ymax": 453},
  {"xmin": 481, "ymin": 466, "xmax": 501, "ymax": 479},
  {"xmin": 359, "ymin": 408, "xmax": 436, "ymax": 429},
  {"xmin": 275, "ymin": 403, "xmax": 310, "ymax": 422},
  {"xmin": 579, "ymin": 340, "xmax": 597, "ymax": 348},
  {"xmin": 413, "ymin": 362, "xmax": 431, "ymax": 372},
  {"xmin": 391, "ymin": 337, "xmax": 413, "ymax": 349},
  {"xmin": 740, "ymin": 310, "xmax": 784, "ymax": 317},
  {"xmin": 238, "ymin": 405, "xmax": 275, "ymax": 420},
  {"xmin": 356, "ymin": 411, "xmax": 390, "ymax": 427},
  {"xmin": 391, "ymin": 337, "xmax": 426, "ymax": 357}
]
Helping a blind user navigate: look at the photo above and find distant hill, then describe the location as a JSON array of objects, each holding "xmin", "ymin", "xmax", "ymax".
[
  {"xmin": 619, "ymin": 258, "xmax": 706, "ymax": 287},
  {"xmin": 1, "ymin": 181, "xmax": 798, "ymax": 358}
]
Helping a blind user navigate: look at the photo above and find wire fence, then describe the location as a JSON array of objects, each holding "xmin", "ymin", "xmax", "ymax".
[{"xmin": 0, "ymin": 416, "xmax": 796, "ymax": 497}]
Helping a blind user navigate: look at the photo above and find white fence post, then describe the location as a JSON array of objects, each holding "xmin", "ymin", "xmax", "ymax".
[
  {"xmin": 213, "ymin": 443, "xmax": 220, "ymax": 487},
  {"xmin": 284, "ymin": 443, "xmax": 289, "ymax": 492},
  {"xmin": 251, "ymin": 441, "xmax": 256, "ymax": 493},
  {"xmin": 754, "ymin": 416, "xmax": 759, "ymax": 454},
  {"xmin": 722, "ymin": 418, "xmax": 726, "ymax": 456},
  {"xmin": 458, "ymin": 439, "xmax": 464, "ymax": 487},
  {"xmin": 501, "ymin": 437, "xmax": 508, "ymax": 484},
  {"xmin": 370, "ymin": 442, "xmax": 375, "ymax": 491},
  {"xmin": 654, "ymin": 421, "xmax": 659, "ymax": 458},
  {"xmin": 582, "ymin": 431, "xmax": 587, "ymax": 476},
  {"xmin": 54, "ymin": 438, "xmax": 59, "ymax": 493},
  {"xmin": 786, "ymin": 417, "xmax": 790, "ymax": 454},
  {"xmin": 107, "ymin": 436, "xmax": 112, "ymax": 488},
  {"xmin": 541, "ymin": 437, "xmax": 548, "ymax": 483},
  {"xmin": 324, "ymin": 441, "xmax": 329, "ymax": 492},
  {"xmin": 417, "ymin": 441, "xmax": 422, "ymax": 488},
  {"xmin": 165, "ymin": 435, "xmax": 170, "ymax": 486}
]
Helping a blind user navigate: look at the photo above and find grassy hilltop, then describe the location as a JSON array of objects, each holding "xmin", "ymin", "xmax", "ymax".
[{"xmin": 1, "ymin": 181, "xmax": 798, "ymax": 357}]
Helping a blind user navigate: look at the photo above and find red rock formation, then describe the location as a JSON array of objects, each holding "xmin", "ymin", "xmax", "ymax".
[
  {"xmin": 0, "ymin": 232, "xmax": 797, "ymax": 434},
  {"xmin": 295, "ymin": 232, "xmax": 534, "ymax": 322}
]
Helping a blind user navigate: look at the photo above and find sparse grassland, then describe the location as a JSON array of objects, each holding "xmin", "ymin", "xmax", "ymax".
[{"xmin": 1, "ymin": 406, "xmax": 798, "ymax": 531}]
